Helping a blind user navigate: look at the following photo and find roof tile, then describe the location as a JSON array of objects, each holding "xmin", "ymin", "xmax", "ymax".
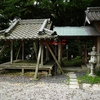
[{"xmin": 0, "ymin": 19, "xmax": 56, "ymax": 40}]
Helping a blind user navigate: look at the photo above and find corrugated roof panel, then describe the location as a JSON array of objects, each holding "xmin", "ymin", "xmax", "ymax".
[{"xmin": 53, "ymin": 26, "xmax": 100, "ymax": 36}]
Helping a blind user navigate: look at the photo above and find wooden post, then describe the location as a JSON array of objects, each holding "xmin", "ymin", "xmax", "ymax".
[
  {"xmin": 46, "ymin": 46, "xmax": 49, "ymax": 61},
  {"xmin": 41, "ymin": 43, "xmax": 43, "ymax": 67},
  {"xmin": 33, "ymin": 42, "xmax": 37, "ymax": 59},
  {"xmin": 46, "ymin": 43, "xmax": 64, "ymax": 74},
  {"xmin": 58, "ymin": 39, "xmax": 62, "ymax": 64},
  {"xmin": 16, "ymin": 43, "xmax": 22, "ymax": 60},
  {"xmin": 22, "ymin": 40, "xmax": 24, "ymax": 60},
  {"xmin": 97, "ymin": 37, "xmax": 100, "ymax": 64},
  {"xmin": 22, "ymin": 68, "xmax": 24, "ymax": 75},
  {"xmin": 34, "ymin": 44, "xmax": 42, "ymax": 80},
  {"xmin": 10, "ymin": 40, "xmax": 13, "ymax": 63},
  {"xmin": 84, "ymin": 41, "xmax": 87, "ymax": 63}
]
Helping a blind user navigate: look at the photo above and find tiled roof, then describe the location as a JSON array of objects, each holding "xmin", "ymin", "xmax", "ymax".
[
  {"xmin": 0, "ymin": 19, "xmax": 57, "ymax": 40},
  {"xmin": 53, "ymin": 26, "xmax": 100, "ymax": 36},
  {"xmin": 85, "ymin": 7, "xmax": 100, "ymax": 23}
]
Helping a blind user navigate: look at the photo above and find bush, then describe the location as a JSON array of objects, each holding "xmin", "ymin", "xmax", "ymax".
[{"xmin": 62, "ymin": 56, "xmax": 84, "ymax": 67}]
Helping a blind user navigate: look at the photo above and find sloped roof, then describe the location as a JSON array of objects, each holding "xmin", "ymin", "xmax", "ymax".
[
  {"xmin": 0, "ymin": 18, "xmax": 57, "ymax": 40},
  {"xmin": 53, "ymin": 26, "xmax": 100, "ymax": 36},
  {"xmin": 85, "ymin": 7, "xmax": 100, "ymax": 24}
]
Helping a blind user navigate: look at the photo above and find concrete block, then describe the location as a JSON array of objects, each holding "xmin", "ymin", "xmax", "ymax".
[
  {"xmin": 92, "ymin": 84, "xmax": 100, "ymax": 90},
  {"xmin": 82, "ymin": 83, "xmax": 92, "ymax": 89}
]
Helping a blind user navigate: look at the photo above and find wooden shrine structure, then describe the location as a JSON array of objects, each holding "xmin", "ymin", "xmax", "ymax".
[
  {"xmin": 0, "ymin": 18, "xmax": 64, "ymax": 80},
  {"xmin": 53, "ymin": 7, "xmax": 100, "ymax": 65},
  {"xmin": 0, "ymin": 7, "xmax": 100, "ymax": 79}
]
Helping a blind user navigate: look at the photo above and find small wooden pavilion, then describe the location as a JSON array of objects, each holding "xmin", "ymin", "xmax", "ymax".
[{"xmin": 0, "ymin": 18, "xmax": 64, "ymax": 80}]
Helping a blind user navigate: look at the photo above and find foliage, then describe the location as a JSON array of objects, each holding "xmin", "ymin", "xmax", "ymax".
[
  {"xmin": 0, "ymin": 0, "xmax": 98, "ymax": 27},
  {"xmin": 62, "ymin": 56, "xmax": 84, "ymax": 66},
  {"xmin": 78, "ymin": 71, "xmax": 100, "ymax": 84}
]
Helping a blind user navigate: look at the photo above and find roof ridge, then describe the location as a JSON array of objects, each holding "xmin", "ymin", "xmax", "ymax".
[
  {"xmin": 87, "ymin": 7, "xmax": 100, "ymax": 12},
  {"xmin": 5, "ymin": 18, "xmax": 20, "ymax": 35}
]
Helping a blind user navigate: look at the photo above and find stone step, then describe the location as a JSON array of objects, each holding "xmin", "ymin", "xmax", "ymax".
[
  {"xmin": 69, "ymin": 75, "xmax": 77, "ymax": 79},
  {"xmin": 70, "ymin": 79, "xmax": 78, "ymax": 82},
  {"xmin": 63, "ymin": 67, "xmax": 82, "ymax": 72},
  {"xmin": 70, "ymin": 81, "xmax": 79, "ymax": 85},
  {"xmin": 69, "ymin": 84, "xmax": 79, "ymax": 89},
  {"xmin": 67, "ymin": 72, "xmax": 79, "ymax": 89}
]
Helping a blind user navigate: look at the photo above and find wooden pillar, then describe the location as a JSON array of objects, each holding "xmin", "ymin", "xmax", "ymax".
[
  {"xmin": 84, "ymin": 41, "xmax": 87, "ymax": 63},
  {"xmin": 45, "ymin": 45, "xmax": 50, "ymax": 61},
  {"xmin": 33, "ymin": 42, "xmax": 37, "ymax": 59},
  {"xmin": 97, "ymin": 37, "xmax": 100, "ymax": 64},
  {"xmin": 58, "ymin": 39, "xmax": 62, "ymax": 64},
  {"xmin": 16, "ymin": 43, "xmax": 22, "ymax": 60},
  {"xmin": 41, "ymin": 43, "xmax": 43, "ymax": 67},
  {"xmin": 22, "ymin": 40, "xmax": 24, "ymax": 60},
  {"xmin": 10, "ymin": 40, "xmax": 13, "ymax": 63},
  {"xmin": 46, "ymin": 43, "xmax": 64, "ymax": 74},
  {"xmin": 34, "ymin": 43, "xmax": 42, "ymax": 80}
]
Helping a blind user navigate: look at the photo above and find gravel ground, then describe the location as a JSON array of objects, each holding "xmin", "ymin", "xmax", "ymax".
[{"xmin": 0, "ymin": 73, "xmax": 100, "ymax": 100}]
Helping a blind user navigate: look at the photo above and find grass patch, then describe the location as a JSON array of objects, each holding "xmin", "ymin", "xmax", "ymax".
[{"xmin": 78, "ymin": 71, "xmax": 100, "ymax": 84}]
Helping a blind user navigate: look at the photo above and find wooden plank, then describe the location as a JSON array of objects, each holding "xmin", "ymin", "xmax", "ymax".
[
  {"xmin": 0, "ymin": 65, "xmax": 53, "ymax": 70},
  {"xmin": 34, "ymin": 44, "xmax": 42, "ymax": 80},
  {"xmin": 46, "ymin": 43, "xmax": 64, "ymax": 74}
]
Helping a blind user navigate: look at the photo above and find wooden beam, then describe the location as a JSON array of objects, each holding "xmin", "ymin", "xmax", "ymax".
[
  {"xmin": 46, "ymin": 43, "xmax": 64, "ymax": 74},
  {"xmin": 22, "ymin": 40, "xmax": 24, "ymax": 60},
  {"xmin": 0, "ymin": 41, "xmax": 9, "ymax": 56},
  {"xmin": 34, "ymin": 44, "xmax": 42, "ymax": 80},
  {"xmin": 10, "ymin": 40, "xmax": 13, "ymax": 64}
]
